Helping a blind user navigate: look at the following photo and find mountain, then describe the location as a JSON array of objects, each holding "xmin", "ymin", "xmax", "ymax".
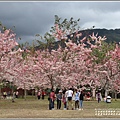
[
  {"xmin": 80, "ymin": 28, "xmax": 120, "ymax": 43},
  {"xmin": 35, "ymin": 28, "xmax": 120, "ymax": 50}
]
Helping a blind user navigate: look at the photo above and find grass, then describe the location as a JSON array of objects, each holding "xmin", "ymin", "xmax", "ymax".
[{"xmin": 0, "ymin": 96, "xmax": 120, "ymax": 118}]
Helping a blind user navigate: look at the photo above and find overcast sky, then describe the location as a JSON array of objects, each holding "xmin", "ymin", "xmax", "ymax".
[{"xmin": 0, "ymin": 1, "xmax": 120, "ymax": 44}]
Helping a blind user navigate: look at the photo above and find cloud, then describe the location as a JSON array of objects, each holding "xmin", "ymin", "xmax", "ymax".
[{"xmin": 0, "ymin": 1, "xmax": 120, "ymax": 44}]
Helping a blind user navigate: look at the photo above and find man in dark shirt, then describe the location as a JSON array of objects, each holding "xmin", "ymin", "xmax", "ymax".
[{"xmin": 79, "ymin": 90, "xmax": 84, "ymax": 110}]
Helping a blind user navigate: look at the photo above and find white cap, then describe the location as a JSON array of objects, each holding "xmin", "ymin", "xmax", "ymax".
[{"xmin": 59, "ymin": 90, "xmax": 62, "ymax": 92}]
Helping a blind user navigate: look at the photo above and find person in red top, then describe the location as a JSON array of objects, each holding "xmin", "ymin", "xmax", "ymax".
[{"xmin": 49, "ymin": 89, "xmax": 55, "ymax": 110}]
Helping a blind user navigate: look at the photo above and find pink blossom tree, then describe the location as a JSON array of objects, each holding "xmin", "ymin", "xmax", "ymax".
[
  {"xmin": 89, "ymin": 40, "xmax": 120, "ymax": 98},
  {"xmin": 0, "ymin": 25, "xmax": 20, "ymax": 98},
  {"xmin": 1, "ymin": 16, "xmax": 120, "ymax": 101}
]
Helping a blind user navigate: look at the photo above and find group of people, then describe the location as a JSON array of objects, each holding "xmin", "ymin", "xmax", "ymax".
[
  {"xmin": 2, "ymin": 91, "xmax": 19, "ymax": 99},
  {"xmin": 37, "ymin": 89, "xmax": 46, "ymax": 100},
  {"xmin": 48, "ymin": 88, "xmax": 84, "ymax": 110}
]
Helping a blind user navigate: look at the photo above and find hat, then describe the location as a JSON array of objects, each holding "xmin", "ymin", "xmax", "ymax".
[{"xmin": 59, "ymin": 90, "xmax": 62, "ymax": 92}]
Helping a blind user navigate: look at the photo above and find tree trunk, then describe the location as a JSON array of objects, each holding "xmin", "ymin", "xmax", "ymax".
[
  {"xmin": 105, "ymin": 89, "xmax": 108, "ymax": 97},
  {"xmin": 92, "ymin": 88, "xmax": 96, "ymax": 100},
  {"xmin": 24, "ymin": 83, "xmax": 27, "ymax": 100},
  {"xmin": 0, "ymin": 82, "xmax": 3, "ymax": 100},
  {"xmin": 32, "ymin": 89, "xmax": 34, "ymax": 96},
  {"xmin": 115, "ymin": 91, "xmax": 117, "ymax": 101},
  {"xmin": 0, "ymin": 86, "xmax": 1, "ymax": 100},
  {"xmin": 12, "ymin": 92, "xmax": 15, "ymax": 102},
  {"xmin": 11, "ymin": 85, "xmax": 15, "ymax": 102}
]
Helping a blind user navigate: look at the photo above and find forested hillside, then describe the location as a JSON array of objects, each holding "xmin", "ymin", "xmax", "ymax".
[
  {"xmin": 35, "ymin": 28, "xmax": 120, "ymax": 50},
  {"xmin": 80, "ymin": 28, "xmax": 120, "ymax": 43}
]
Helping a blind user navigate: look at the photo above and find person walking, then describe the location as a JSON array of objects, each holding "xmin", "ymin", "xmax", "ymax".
[
  {"xmin": 79, "ymin": 90, "xmax": 84, "ymax": 110},
  {"xmin": 97, "ymin": 92, "xmax": 101, "ymax": 103}
]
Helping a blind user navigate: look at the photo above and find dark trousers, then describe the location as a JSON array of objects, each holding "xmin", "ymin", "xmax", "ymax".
[
  {"xmin": 49, "ymin": 98, "xmax": 54, "ymax": 110},
  {"xmin": 57, "ymin": 99, "xmax": 61, "ymax": 109},
  {"xmin": 38, "ymin": 95, "xmax": 40, "ymax": 100},
  {"xmin": 42, "ymin": 95, "xmax": 44, "ymax": 99},
  {"xmin": 75, "ymin": 100, "xmax": 79, "ymax": 109},
  {"xmin": 98, "ymin": 98, "xmax": 101, "ymax": 103}
]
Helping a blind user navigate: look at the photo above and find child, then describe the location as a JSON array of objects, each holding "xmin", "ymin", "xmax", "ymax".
[
  {"xmin": 37, "ymin": 90, "xmax": 41, "ymax": 100},
  {"xmin": 62, "ymin": 92, "xmax": 67, "ymax": 110}
]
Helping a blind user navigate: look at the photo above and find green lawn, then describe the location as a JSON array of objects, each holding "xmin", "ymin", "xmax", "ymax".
[{"xmin": 0, "ymin": 96, "xmax": 120, "ymax": 118}]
